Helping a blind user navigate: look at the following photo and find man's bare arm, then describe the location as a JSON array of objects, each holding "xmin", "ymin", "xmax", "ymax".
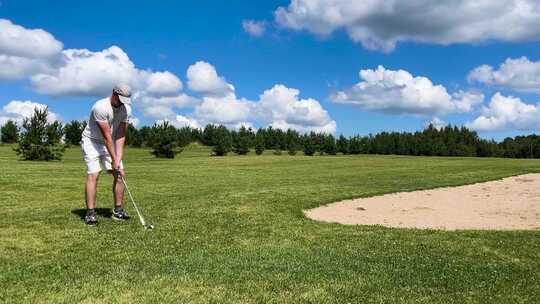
[
  {"xmin": 115, "ymin": 122, "xmax": 127, "ymax": 167},
  {"xmin": 96, "ymin": 121, "xmax": 118, "ymax": 169}
]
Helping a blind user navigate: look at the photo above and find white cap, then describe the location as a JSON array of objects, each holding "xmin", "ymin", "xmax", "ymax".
[{"xmin": 113, "ymin": 84, "xmax": 132, "ymax": 104}]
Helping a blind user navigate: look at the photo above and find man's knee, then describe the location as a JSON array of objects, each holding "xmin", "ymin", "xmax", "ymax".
[{"xmin": 87, "ymin": 171, "xmax": 100, "ymax": 182}]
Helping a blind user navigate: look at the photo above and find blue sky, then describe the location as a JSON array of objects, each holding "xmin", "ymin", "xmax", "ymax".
[{"xmin": 1, "ymin": 0, "xmax": 540, "ymax": 140}]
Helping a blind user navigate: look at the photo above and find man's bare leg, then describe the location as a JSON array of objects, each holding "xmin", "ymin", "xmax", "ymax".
[
  {"xmin": 85, "ymin": 172, "xmax": 101, "ymax": 210},
  {"xmin": 111, "ymin": 171, "xmax": 130, "ymax": 220},
  {"xmin": 112, "ymin": 171, "xmax": 125, "ymax": 208}
]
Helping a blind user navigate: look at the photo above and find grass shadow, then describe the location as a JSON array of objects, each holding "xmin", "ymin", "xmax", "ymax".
[{"xmin": 71, "ymin": 208, "xmax": 112, "ymax": 219}]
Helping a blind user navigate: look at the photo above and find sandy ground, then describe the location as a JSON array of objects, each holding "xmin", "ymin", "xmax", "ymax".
[{"xmin": 305, "ymin": 174, "xmax": 540, "ymax": 230}]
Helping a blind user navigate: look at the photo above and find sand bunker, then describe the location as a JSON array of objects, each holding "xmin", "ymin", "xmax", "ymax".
[{"xmin": 305, "ymin": 174, "xmax": 540, "ymax": 230}]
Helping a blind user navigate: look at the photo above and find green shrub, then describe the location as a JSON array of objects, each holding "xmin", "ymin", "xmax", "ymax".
[
  {"xmin": 286, "ymin": 129, "xmax": 299, "ymax": 156},
  {"xmin": 322, "ymin": 134, "xmax": 337, "ymax": 155},
  {"xmin": 126, "ymin": 123, "xmax": 143, "ymax": 147},
  {"xmin": 233, "ymin": 126, "xmax": 250, "ymax": 155},
  {"xmin": 15, "ymin": 107, "xmax": 65, "ymax": 161},
  {"xmin": 1, "ymin": 120, "xmax": 19, "ymax": 143},
  {"xmin": 303, "ymin": 134, "xmax": 316, "ymax": 156},
  {"xmin": 151, "ymin": 122, "xmax": 181, "ymax": 158},
  {"xmin": 254, "ymin": 132, "xmax": 265, "ymax": 155},
  {"xmin": 337, "ymin": 134, "xmax": 349, "ymax": 154},
  {"xmin": 64, "ymin": 120, "xmax": 86, "ymax": 145},
  {"xmin": 203, "ymin": 124, "xmax": 218, "ymax": 146},
  {"xmin": 213, "ymin": 125, "xmax": 232, "ymax": 156}
]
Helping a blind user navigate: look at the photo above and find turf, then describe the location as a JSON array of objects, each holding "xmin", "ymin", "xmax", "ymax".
[{"xmin": 1, "ymin": 143, "xmax": 540, "ymax": 303}]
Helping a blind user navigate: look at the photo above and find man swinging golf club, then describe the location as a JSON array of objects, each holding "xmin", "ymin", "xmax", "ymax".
[{"xmin": 80, "ymin": 84, "xmax": 132, "ymax": 226}]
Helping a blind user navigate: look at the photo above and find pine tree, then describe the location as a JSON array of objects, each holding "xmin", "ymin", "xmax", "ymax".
[
  {"xmin": 15, "ymin": 107, "xmax": 65, "ymax": 161},
  {"xmin": 213, "ymin": 125, "xmax": 232, "ymax": 156},
  {"xmin": 203, "ymin": 124, "xmax": 218, "ymax": 146},
  {"xmin": 254, "ymin": 131, "xmax": 265, "ymax": 155},
  {"xmin": 64, "ymin": 120, "xmax": 86, "ymax": 145},
  {"xmin": 303, "ymin": 133, "xmax": 316, "ymax": 156},
  {"xmin": 1, "ymin": 120, "xmax": 19, "ymax": 143},
  {"xmin": 322, "ymin": 134, "xmax": 337, "ymax": 155},
  {"xmin": 233, "ymin": 126, "xmax": 250, "ymax": 155},
  {"xmin": 336, "ymin": 134, "xmax": 349, "ymax": 154},
  {"xmin": 126, "ymin": 123, "xmax": 143, "ymax": 147},
  {"xmin": 46, "ymin": 121, "xmax": 64, "ymax": 145},
  {"xmin": 139, "ymin": 126, "xmax": 153, "ymax": 147},
  {"xmin": 176, "ymin": 126, "xmax": 193, "ymax": 147},
  {"xmin": 151, "ymin": 122, "xmax": 181, "ymax": 158},
  {"xmin": 286, "ymin": 129, "xmax": 299, "ymax": 155}
]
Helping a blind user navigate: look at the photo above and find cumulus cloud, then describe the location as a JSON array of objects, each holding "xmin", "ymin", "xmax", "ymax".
[
  {"xmin": 468, "ymin": 57, "xmax": 540, "ymax": 93},
  {"xmin": 330, "ymin": 66, "xmax": 484, "ymax": 116},
  {"xmin": 0, "ymin": 19, "xmax": 185, "ymax": 98},
  {"xmin": 0, "ymin": 19, "xmax": 337, "ymax": 134},
  {"xmin": 0, "ymin": 19, "xmax": 63, "ymax": 58},
  {"xmin": 256, "ymin": 84, "xmax": 336, "ymax": 133},
  {"xmin": 30, "ymin": 46, "xmax": 183, "ymax": 98},
  {"xmin": 130, "ymin": 116, "xmax": 140, "ymax": 127},
  {"xmin": 0, "ymin": 100, "xmax": 60, "ymax": 125},
  {"xmin": 179, "ymin": 62, "xmax": 337, "ymax": 132},
  {"xmin": 274, "ymin": 0, "xmax": 540, "ymax": 52},
  {"xmin": 134, "ymin": 92, "xmax": 199, "ymax": 119},
  {"xmin": 0, "ymin": 19, "xmax": 62, "ymax": 80},
  {"xmin": 184, "ymin": 61, "xmax": 259, "ymax": 129},
  {"xmin": 466, "ymin": 93, "xmax": 540, "ymax": 131},
  {"xmin": 242, "ymin": 20, "xmax": 267, "ymax": 37},
  {"xmin": 0, "ymin": 55, "xmax": 51, "ymax": 80},
  {"xmin": 31, "ymin": 46, "xmax": 138, "ymax": 96},
  {"xmin": 425, "ymin": 117, "xmax": 447, "ymax": 130},
  {"xmin": 187, "ymin": 61, "xmax": 235, "ymax": 97},
  {"xmin": 157, "ymin": 115, "xmax": 201, "ymax": 129},
  {"xmin": 144, "ymin": 71, "xmax": 183, "ymax": 96},
  {"xmin": 195, "ymin": 94, "xmax": 253, "ymax": 126}
]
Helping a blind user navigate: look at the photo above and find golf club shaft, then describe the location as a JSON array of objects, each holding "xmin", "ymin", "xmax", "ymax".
[{"xmin": 120, "ymin": 176, "xmax": 147, "ymax": 227}]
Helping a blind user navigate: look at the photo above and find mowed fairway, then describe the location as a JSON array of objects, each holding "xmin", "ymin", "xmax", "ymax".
[{"xmin": 2, "ymin": 144, "xmax": 540, "ymax": 303}]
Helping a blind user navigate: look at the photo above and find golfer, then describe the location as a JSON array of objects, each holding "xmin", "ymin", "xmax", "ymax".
[{"xmin": 80, "ymin": 84, "xmax": 132, "ymax": 226}]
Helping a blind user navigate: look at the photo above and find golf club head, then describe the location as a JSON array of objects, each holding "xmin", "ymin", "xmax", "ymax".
[{"xmin": 145, "ymin": 224, "xmax": 154, "ymax": 230}]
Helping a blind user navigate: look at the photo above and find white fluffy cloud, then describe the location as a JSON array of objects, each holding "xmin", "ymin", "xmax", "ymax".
[
  {"xmin": 0, "ymin": 19, "xmax": 62, "ymax": 80},
  {"xmin": 157, "ymin": 115, "xmax": 201, "ymax": 129},
  {"xmin": 0, "ymin": 19, "xmax": 336, "ymax": 134},
  {"xmin": 134, "ymin": 92, "xmax": 199, "ymax": 119},
  {"xmin": 195, "ymin": 94, "xmax": 252, "ymax": 126},
  {"xmin": 187, "ymin": 61, "xmax": 235, "ymax": 97},
  {"xmin": 468, "ymin": 57, "xmax": 540, "ymax": 93},
  {"xmin": 0, "ymin": 19, "xmax": 62, "ymax": 58},
  {"xmin": 256, "ymin": 84, "xmax": 336, "ymax": 133},
  {"xmin": 30, "ymin": 46, "xmax": 183, "ymax": 97},
  {"xmin": 0, "ymin": 55, "xmax": 51, "ymax": 80},
  {"xmin": 185, "ymin": 62, "xmax": 337, "ymax": 132},
  {"xmin": 0, "ymin": 20, "xmax": 184, "ymax": 96},
  {"xmin": 425, "ymin": 117, "xmax": 447, "ymax": 130},
  {"xmin": 242, "ymin": 20, "xmax": 267, "ymax": 37},
  {"xmin": 274, "ymin": 0, "xmax": 540, "ymax": 52},
  {"xmin": 330, "ymin": 66, "xmax": 484, "ymax": 116},
  {"xmin": 466, "ymin": 93, "xmax": 540, "ymax": 131},
  {"xmin": 144, "ymin": 71, "xmax": 183, "ymax": 96},
  {"xmin": 31, "ymin": 46, "xmax": 138, "ymax": 96},
  {"xmin": 173, "ymin": 114, "xmax": 201, "ymax": 129},
  {"xmin": 0, "ymin": 100, "xmax": 60, "ymax": 125},
  {"xmin": 185, "ymin": 61, "xmax": 255, "ymax": 129}
]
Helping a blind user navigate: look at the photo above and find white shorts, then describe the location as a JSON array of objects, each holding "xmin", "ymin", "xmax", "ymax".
[{"xmin": 81, "ymin": 136, "xmax": 124, "ymax": 174}]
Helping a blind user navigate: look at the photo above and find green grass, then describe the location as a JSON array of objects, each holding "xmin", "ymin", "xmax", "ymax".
[{"xmin": 1, "ymin": 143, "xmax": 540, "ymax": 303}]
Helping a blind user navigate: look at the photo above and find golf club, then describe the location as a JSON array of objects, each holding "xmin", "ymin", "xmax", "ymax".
[{"xmin": 120, "ymin": 175, "xmax": 154, "ymax": 230}]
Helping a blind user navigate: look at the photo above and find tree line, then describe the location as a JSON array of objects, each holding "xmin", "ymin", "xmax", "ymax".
[{"xmin": 3, "ymin": 107, "xmax": 540, "ymax": 160}]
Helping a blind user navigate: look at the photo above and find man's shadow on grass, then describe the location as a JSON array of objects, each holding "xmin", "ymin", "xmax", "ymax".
[{"xmin": 71, "ymin": 208, "xmax": 111, "ymax": 220}]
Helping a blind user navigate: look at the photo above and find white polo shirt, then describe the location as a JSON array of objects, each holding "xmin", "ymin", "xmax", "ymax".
[{"xmin": 81, "ymin": 97, "xmax": 131, "ymax": 143}]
